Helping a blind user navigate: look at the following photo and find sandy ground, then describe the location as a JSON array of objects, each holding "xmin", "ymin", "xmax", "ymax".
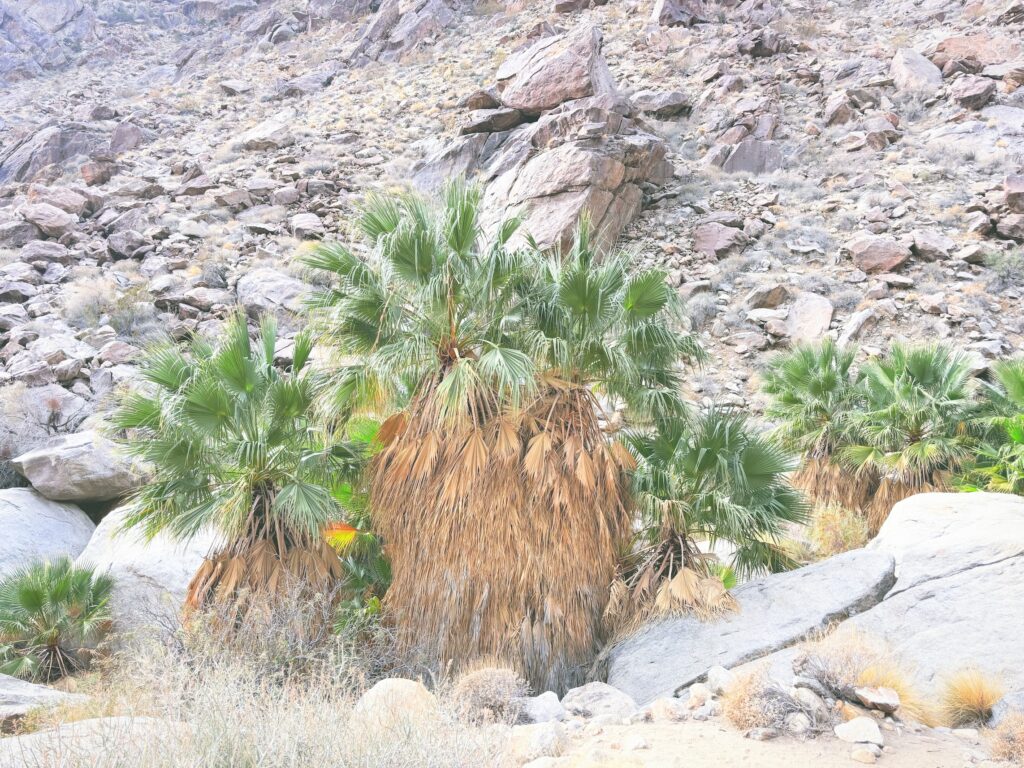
[{"xmin": 556, "ymin": 720, "xmax": 995, "ymax": 768}]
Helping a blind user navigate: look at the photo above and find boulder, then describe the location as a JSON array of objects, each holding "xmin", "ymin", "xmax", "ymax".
[
  {"xmin": 0, "ymin": 489, "xmax": 94, "ymax": 578},
  {"xmin": 496, "ymin": 25, "xmax": 618, "ymax": 115},
  {"xmin": 910, "ymin": 229, "xmax": 954, "ymax": 260},
  {"xmin": 351, "ymin": 0, "xmax": 455, "ymax": 64},
  {"xmin": 0, "ymin": 673, "xmax": 86, "ymax": 730},
  {"xmin": 522, "ymin": 691, "xmax": 567, "ymax": 723},
  {"xmin": 0, "ymin": 717, "xmax": 172, "ymax": 767},
  {"xmin": 720, "ymin": 138, "xmax": 784, "ymax": 175},
  {"xmin": 238, "ymin": 116, "xmax": 295, "ymax": 151},
  {"xmin": 1006, "ymin": 174, "xmax": 1024, "ymax": 213},
  {"xmin": 12, "ymin": 430, "xmax": 141, "ymax": 503},
  {"xmin": 606, "ymin": 549, "xmax": 896, "ymax": 704},
  {"xmin": 950, "ymin": 76, "xmax": 995, "ymax": 110},
  {"xmin": 75, "ymin": 505, "xmax": 219, "ymax": 637},
  {"xmin": 835, "ymin": 716, "xmax": 884, "ymax": 746},
  {"xmin": 0, "ymin": 124, "xmax": 106, "ymax": 184},
  {"xmin": 785, "ymin": 292, "xmax": 833, "ymax": 343},
  {"xmin": 235, "ymin": 268, "xmax": 307, "ymax": 318},
  {"xmin": 693, "ymin": 222, "xmax": 747, "ymax": 259},
  {"xmin": 889, "ymin": 49, "xmax": 942, "ymax": 94},
  {"xmin": 19, "ymin": 203, "xmax": 76, "ymax": 238},
  {"xmin": 561, "ymin": 682, "xmax": 638, "ymax": 720},
  {"xmin": 630, "ymin": 90, "xmax": 692, "ymax": 119},
  {"xmin": 650, "ymin": 0, "xmax": 711, "ymax": 27},
  {"xmin": 844, "ymin": 234, "xmax": 910, "ymax": 274},
  {"xmin": 844, "ymin": 493, "xmax": 1024, "ymax": 693},
  {"xmin": 349, "ymin": 679, "xmax": 439, "ymax": 733}
]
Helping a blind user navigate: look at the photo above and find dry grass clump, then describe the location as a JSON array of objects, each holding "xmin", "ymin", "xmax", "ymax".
[
  {"xmin": 795, "ymin": 631, "xmax": 936, "ymax": 726},
  {"xmin": 941, "ymin": 669, "xmax": 1004, "ymax": 727},
  {"xmin": 721, "ymin": 672, "xmax": 821, "ymax": 731},
  {"xmin": 9, "ymin": 596, "xmax": 507, "ymax": 767},
  {"xmin": 451, "ymin": 665, "xmax": 528, "ymax": 724},
  {"xmin": 990, "ymin": 712, "xmax": 1024, "ymax": 764},
  {"xmin": 809, "ymin": 505, "xmax": 869, "ymax": 557}
]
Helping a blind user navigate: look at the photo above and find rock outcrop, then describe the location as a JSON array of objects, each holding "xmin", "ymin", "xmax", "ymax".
[
  {"xmin": 611, "ymin": 493, "xmax": 1024, "ymax": 707},
  {"xmin": 0, "ymin": 488, "xmax": 94, "ymax": 577},
  {"xmin": 414, "ymin": 24, "xmax": 671, "ymax": 253},
  {"xmin": 0, "ymin": 673, "xmax": 86, "ymax": 730},
  {"xmin": 74, "ymin": 505, "xmax": 220, "ymax": 637},
  {"xmin": 12, "ymin": 430, "xmax": 142, "ymax": 503},
  {"xmin": 607, "ymin": 549, "xmax": 896, "ymax": 704}
]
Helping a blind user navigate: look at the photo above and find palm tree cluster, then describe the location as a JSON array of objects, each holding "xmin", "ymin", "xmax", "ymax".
[
  {"xmin": 763, "ymin": 341, "xmax": 1024, "ymax": 531},
  {"xmin": 0, "ymin": 558, "xmax": 113, "ymax": 681},
  {"xmin": 111, "ymin": 182, "xmax": 808, "ymax": 694},
  {"xmin": 301, "ymin": 183, "xmax": 707, "ymax": 692}
]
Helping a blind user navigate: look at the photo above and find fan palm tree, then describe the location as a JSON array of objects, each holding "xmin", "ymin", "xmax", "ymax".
[
  {"xmin": 960, "ymin": 358, "xmax": 1024, "ymax": 495},
  {"xmin": 761, "ymin": 339, "xmax": 867, "ymax": 511},
  {"xmin": 0, "ymin": 558, "xmax": 113, "ymax": 682},
  {"xmin": 841, "ymin": 344, "xmax": 979, "ymax": 531},
  {"xmin": 303, "ymin": 184, "xmax": 702, "ymax": 693},
  {"xmin": 615, "ymin": 407, "xmax": 808, "ymax": 627},
  {"xmin": 112, "ymin": 313, "xmax": 367, "ymax": 612}
]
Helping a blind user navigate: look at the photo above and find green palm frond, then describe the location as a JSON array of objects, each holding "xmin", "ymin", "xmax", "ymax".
[{"xmin": 0, "ymin": 558, "xmax": 113, "ymax": 682}]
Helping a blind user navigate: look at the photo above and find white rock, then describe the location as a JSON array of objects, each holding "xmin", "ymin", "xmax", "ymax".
[
  {"xmin": 12, "ymin": 430, "xmax": 143, "ymax": 503},
  {"xmin": 890, "ymin": 49, "xmax": 943, "ymax": 94},
  {"xmin": 0, "ymin": 488, "xmax": 94, "ymax": 578},
  {"xmin": 350, "ymin": 678, "xmax": 438, "ymax": 734},
  {"xmin": 522, "ymin": 691, "xmax": 567, "ymax": 723},
  {"xmin": 835, "ymin": 716, "xmax": 884, "ymax": 746},
  {"xmin": 561, "ymin": 681, "xmax": 638, "ymax": 720},
  {"xmin": 75, "ymin": 505, "xmax": 219, "ymax": 639}
]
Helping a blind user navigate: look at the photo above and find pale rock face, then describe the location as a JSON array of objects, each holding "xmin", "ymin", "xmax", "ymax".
[
  {"xmin": 349, "ymin": 678, "xmax": 439, "ymax": 733},
  {"xmin": 607, "ymin": 549, "xmax": 896, "ymax": 704},
  {"xmin": 0, "ymin": 488, "xmax": 94, "ymax": 578},
  {"xmin": 74, "ymin": 505, "xmax": 220, "ymax": 639},
  {"xmin": 561, "ymin": 681, "xmax": 639, "ymax": 720},
  {"xmin": 496, "ymin": 25, "xmax": 618, "ymax": 116},
  {"xmin": 889, "ymin": 49, "xmax": 943, "ymax": 94},
  {"xmin": 12, "ymin": 430, "xmax": 142, "ymax": 503},
  {"xmin": 0, "ymin": 673, "xmax": 87, "ymax": 729}
]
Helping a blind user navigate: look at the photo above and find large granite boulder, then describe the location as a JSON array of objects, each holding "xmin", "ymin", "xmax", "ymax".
[
  {"xmin": 889, "ymin": 48, "xmax": 943, "ymax": 94},
  {"xmin": 845, "ymin": 493, "xmax": 1024, "ymax": 693},
  {"xmin": 12, "ymin": 430, "xmax": 143, "ymax": 503},
  {"xmin": 0, "ymin": 673, "xmax": 85, "ymax": 730},
  {"xmin": 606, "ymin": 549, "xmax": 896, "ymax": 704},
  {"xmin": 495, "ymin": 24, "xmax": 618, "ymax": 115},
  {"xmin": 0, "ymin": 717, "xmax": 173, "ymax": 766},
  {"xmin": 0, "ymin": 488, "xmax": 94, "ymax": 578},
  {"xmin": 74, "ymin": 506, "xmax": 220, "ymax": 638},
  {"xmin": 0, "ymin": 123, "xmax": 108, "ymax": 184}
]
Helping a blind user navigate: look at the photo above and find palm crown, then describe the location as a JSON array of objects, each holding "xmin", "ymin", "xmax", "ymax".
[
  {"xmin": 0, "ymin": 557, "xmax": 113, "ymax": 681},
  {"xmin": 112, "ymin": 313, "xmax": 365, "ymax": 608}
]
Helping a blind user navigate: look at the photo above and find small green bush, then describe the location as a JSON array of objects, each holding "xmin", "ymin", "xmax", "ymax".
[{"xmin": 0, "ymin": 557, "xmax": 114, "ymax": 681}]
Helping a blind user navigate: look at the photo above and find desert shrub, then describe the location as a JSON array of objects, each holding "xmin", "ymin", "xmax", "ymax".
[
  {"xmin": 0, "ymin": 558, "xmax": 113, "ymax": 682},
  {"xmin": 795, "ymin": 631, "xmax": 935, "ymax": 725},
  {"xmin": 986, "ymin": 249, "xmax": 1024, "ymax": 293},
  {"xmin": 941, "ymin": 669, "xmax": 1004, "ymax": 727},
  {"xmin": 809, "ymin": 506, "xmax": 869, "ymax": 557},
  {"xmin": 990, "ymin": 712, "xmax": 1024, "ymax": 764},
  {"xmin": 63, "ymin": 278, "xmax": 160, "ymax": 342},
  {"xmin": 685, "ymin": 292, "xmax": 719, "ymax": 329},
  {"xmin": 10, "ymin": 597, "xmax": 506, "ymax": 767},
  {"xmin": 721, "ymin": 671, "xmax": 823, "ymax": 731},
  {"xmin": 452, "ymin": 666, "xmax": 528, "ymax": 724}
]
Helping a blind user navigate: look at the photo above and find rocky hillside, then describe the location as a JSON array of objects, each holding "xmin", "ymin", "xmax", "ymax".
[{"xmin": 0, "ymin": 0, "xmax": 1023, "ymax": 448}]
